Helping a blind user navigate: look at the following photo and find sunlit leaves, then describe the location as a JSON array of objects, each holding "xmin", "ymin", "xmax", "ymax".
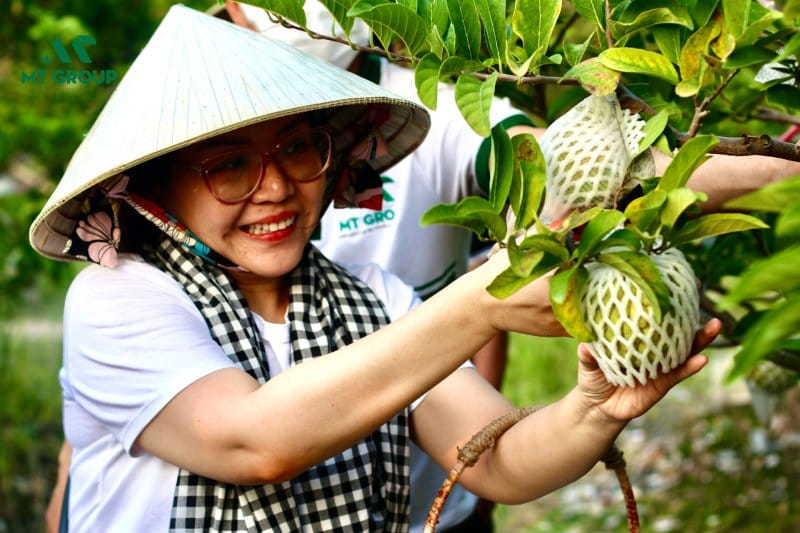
[
  {"xmin": 669, "ymin": 213, "xmax": 769, "ymax": 247},
  {"xmin": 510, "ymin": 134, "xmax": 546, "ymax": 230},
  {"xmin": 445, "ymin": 0, "xmax": 480, "ymax": 59},
  {"xmin": 419, "ymin": 196, "xmax": 506, "ymax": 240},
  {"xmin": 550, "ymin": 266, "xmax": 594, "ymax": 341},
  {"xmin": 415, "ymin": 53, "xmax": 442, "ymax": 108},
  {"xmin": 658, "ymin": 135, "xmax": 718, "ymax": 192},
  {"xmin": 349, "ymin": 0, "xmax": 431, "ymax": 55},
  {"xmin": 318, "ymin": 0, "xmax": 357, "ymax": 35},
  {"xmin": 454, "ymin": 72, "xmax": 496, "ymax": 136},
  {"xmin": 599, "ymin": 47, "xmax": 679, "ymax": 84},
  {"xmin": 260, "ymin": 0, "xmax": 307, "ymax": 26},
  {"xmin": 563, "ymin": 58, "xmax": 621, "ymax": 96},
  {"xmin": 475, "ymin": 0, "xmax": 506, "ymax": 67},
  {"xmin": 727, "ymin": 298, "xmax": 800, "ymax": 382},
  {"xmin": 512, "ymin": 0, "xmax": 561, "ymax": 61},
  {"xmin": 636, "ymin": 109, "xmax": 670, "ymax": 156},
  {"xmin": 724, "ymin": 175, "xmax": 800, "ymax": 213},
  {"xmin": 489, "ymin": 123, "xmax": 514, "ymax": 211}
]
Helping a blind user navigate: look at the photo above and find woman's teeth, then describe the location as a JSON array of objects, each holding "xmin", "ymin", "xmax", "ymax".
[{"xmin": 247, "ymin": 216, "xmax": 295, "ymax": 234}]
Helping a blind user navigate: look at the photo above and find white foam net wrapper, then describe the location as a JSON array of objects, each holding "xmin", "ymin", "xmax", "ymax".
[
  {"xmin": 581, "ymin": 248, "xmax": 700, "ymax": 387},
  {"xmin": 539, "ymin": 94, "xmax": 654, "ymax": 221}
]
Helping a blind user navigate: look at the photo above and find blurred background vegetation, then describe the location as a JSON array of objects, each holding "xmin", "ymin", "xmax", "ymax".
[{"xmin": 1, "ymin": 1, "xmax": 798, "ymax": 532}]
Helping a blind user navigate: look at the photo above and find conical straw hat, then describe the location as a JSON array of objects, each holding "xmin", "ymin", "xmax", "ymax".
[{"xmin": 30, "ymin": 4, "xmax": 429, "ymax": 261}]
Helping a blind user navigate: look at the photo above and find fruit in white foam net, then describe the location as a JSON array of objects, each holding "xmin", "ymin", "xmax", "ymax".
[
  {"xmin": 539, "ymin": 94, "xmax": 655, "ymax": 221},
  {"xmin": 580, "ymin": 248, "xmax": 700, "ymax": 387}
]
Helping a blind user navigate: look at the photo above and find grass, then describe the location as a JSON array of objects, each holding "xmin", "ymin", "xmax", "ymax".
[{"xmin": 0, "ymin": 325, "xmax": 64, "ymax": 533}]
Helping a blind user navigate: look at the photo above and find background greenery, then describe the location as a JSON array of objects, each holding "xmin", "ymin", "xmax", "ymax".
[{"xmin": 2, "ymin": 1, "xmax": 799, "ymax": 532}]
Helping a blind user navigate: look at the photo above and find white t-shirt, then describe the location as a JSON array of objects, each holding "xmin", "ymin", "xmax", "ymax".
[
  {"xmin": 61, "ymin": 254, "xmax": 422, "ymax": 532},
  {"xmin": 316, "ymin": 58, "xmax": 532, "ymax": 299},
  {"xmin": 316, "ymin": 57, "xmax": 531, "ymax": 530}
]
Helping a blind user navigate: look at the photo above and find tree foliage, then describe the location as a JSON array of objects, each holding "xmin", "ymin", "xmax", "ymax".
[{"xmin": 256, "ymin": 0, "xmax": 800, "ymax": 383}]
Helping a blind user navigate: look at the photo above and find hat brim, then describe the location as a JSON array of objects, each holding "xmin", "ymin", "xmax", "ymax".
[{"xmin": 29, "ymin": 5, "xmax": 430, "ymax": 262}]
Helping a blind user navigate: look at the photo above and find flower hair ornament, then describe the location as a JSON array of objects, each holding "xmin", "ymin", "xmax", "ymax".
[{"xmin": 63, "ymin": 174, "xmax": 242, "ymax": 270}]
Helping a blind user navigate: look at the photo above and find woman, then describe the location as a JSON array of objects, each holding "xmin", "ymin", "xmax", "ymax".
[{"xmin": 31, "ymin": 6, "xmax": 719, "ymax": 532}]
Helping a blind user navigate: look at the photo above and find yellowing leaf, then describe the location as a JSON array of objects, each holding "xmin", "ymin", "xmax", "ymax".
[{"xmin": 599, "ymin": 47, "xmax": 679, "ymax": 84}]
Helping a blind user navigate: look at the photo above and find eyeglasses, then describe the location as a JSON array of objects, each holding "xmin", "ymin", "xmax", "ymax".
[{"xmin": 182, "ymin": 127, "xmax": 332, "ymax": 204}]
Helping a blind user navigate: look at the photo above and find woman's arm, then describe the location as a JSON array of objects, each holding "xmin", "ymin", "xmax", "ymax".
[
  {"xmin": 136, "ymin": 251, "xmax": 561, "ymax": 484},
  {"xmin": 411, "ymin": 321, "xmax": 719, "ymax": 504}
]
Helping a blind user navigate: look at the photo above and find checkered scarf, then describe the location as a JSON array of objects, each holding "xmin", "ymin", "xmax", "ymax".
[{"xmin": 142, "ymin": 237, "xmax": 410, "ymax": 532}]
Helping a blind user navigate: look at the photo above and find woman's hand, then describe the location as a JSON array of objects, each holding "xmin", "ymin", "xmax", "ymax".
[
  {"xmin": 577, "ymin": 318, "xmax": 722, "ymax": 422},
  {"xmin": 473, "ymin": 249, "xmax": 569, "ymax": 338}
]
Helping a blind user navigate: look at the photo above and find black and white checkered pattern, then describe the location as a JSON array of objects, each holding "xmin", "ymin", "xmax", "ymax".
[{"xmin": 144, "ymin": 239, "xmax": 409, "ymax": 532}]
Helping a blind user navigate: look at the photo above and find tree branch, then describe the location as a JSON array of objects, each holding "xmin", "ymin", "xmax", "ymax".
[
  {"xmin": 267, "ymin": 15, "xmax": 800, "ymax": 162},
  {"xmin": 616, "ymin": 85, "xmax": 800, "ymax": 161},
  {"xmin": 605, "ymin": 0, "xmax": 615, "ymax": 49},
  {"xmin": 752, "ymin": 107, "xmax": 800, "ymax": 127},
  {"xmin": 687, "ymin": 69, "xmax": 740, "ymax": 138}
]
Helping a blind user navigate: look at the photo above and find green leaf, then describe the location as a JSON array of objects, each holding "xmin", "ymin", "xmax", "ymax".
[
  {"xmin": 737, "ymin": 10, "xmax": 782, "ymax": 47},
  {"xmin": 610, "ymin": 7, "xmax": 694, "ymax": 42},
  {"xmin": 636, "ymin": 108, "xmax": 670, "ymax": 156},
  {"xmin": 348, "ymin": 1, "xmax": 431, "ymax": 55},
  {"xmin": 596, "ymin": 227, "xmax": 643, "ymax": 252},
  {"xmin": 558, "ymin": 206, "xmax": 605, "ymax": 234},
  {"xmin": 720, "ymin": 246, "xmax": 800, "ymax": 307},
  {"xmin": 597, "ymin": 251, "xmax": 671, "ymax": 321},
  {"xmin": 318, "ymin": 0, "xmax": 357, "ymax": 35},
  {"xmin": 653, "ymin": 25, "xmax": 684, "ymax": 64},
  {"xmin": 766, "ymin": 85, "xmax": 800, "ymax": 114},
  {"xmin": 454, "ymin": 73, "xmax": 497, "ymax": 137},
  {"xmin": 508, "ymin": 238, "xmax": 544, "ymax": 277},
  {"xmin": 563, "ymin": 57, "xmax": 621, "ymax": 96},
  {"xmin": 445, "ymin": 0, "xmax": 481, "ymax": 59},
  {"xmin": 475, "ymin": 0, "xmax": 507, "ymax": 66},
  {"xmin": 690, "ymin": 0, "xmax": 719, "ymax": 28},
  {"xmin": 598, "ymin": 48, "xmax": 679, "ymax": 84},
  {"xmin": 420, "ymin": 196, "xmax": 506, "ymax": 239},
  {"xmin": 724, "ymin": 175, "xmax": 800, "ymax": 212},
  {"xmin": 486, "ymin": 254, "xmax": 562, "ymax": 299},
  {"xmin": 506, "ymin": 43, "xmax": 538, "ymax": 77},
  {"xmin": 564, "ymin": 32, "xmax": 594, "ymax": 67},
  {"xmin": 489, "ymin": 123, "xmax": 514, "ymax": 212},
  {"xmin": 776, "ymin": 31, "xmax": 800, "ymax": 63},
  {"xmin": 679, "ymin": 18, "xmax": 721, "ymax": 81},
  {"xmin": 660, "ymin": 187, "xmax": 702, "ymax": 229},
  {"xmin": 625, "ymin": 188, "xmax": 668, "ymax": 233},
  {"xmin": 259, "ymin": 0, "xmax": 307, "ymax": 26},
  {"xmin": 721, "ymin": 0, "xmax": 750, "ymax": 39},
  {"xmin": 510, "ymin": 134, "xmax": 547, "ymax": 229},
  {"xmin": 519, "ymin": 234, "xmax": 570, "ymax": 261},
  {"xmin": 776, "ymin": 205, "xmax": 800, "ymax": 244},
  {"xmin": 658, "ymin": 135, "xmax": 718, "ymax": 192},
  {"xmin": 723, "ymin": 45, "xmax": 776, "ymax": 69},
  {"xmin": 550, "ymin": 266, "xmax": 594, "ymax": 342},
  {"xmin": 575, "ymin": 210, "xmax": 626, "ymax": 261},
  {"xmin": 414, "ymin": 54, "xmax": 442, "ymax": 109},
  {"xmin": 727, "ymin": 298, "xmax": 800, "ymax": 382},
  {"xmin": 572, "ymin": 0, "xmax": 604, "ymax": 31},
  {"xmin": 670, "ymin": 213, "xmax": 769, "ymax": 247},
  {"xmin": 512, "ymin": 0, "xmax": 561, "ymax": 58}
]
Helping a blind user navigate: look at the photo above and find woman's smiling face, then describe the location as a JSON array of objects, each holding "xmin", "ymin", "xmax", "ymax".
[{"xmin": 162, "ymin": 116, "xmax": 328, "ymax": 278}]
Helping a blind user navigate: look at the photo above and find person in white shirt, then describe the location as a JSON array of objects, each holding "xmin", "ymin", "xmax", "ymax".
[{"xmin": 35, "ymin": 5, "xmax": 720, "ymax": 532}]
